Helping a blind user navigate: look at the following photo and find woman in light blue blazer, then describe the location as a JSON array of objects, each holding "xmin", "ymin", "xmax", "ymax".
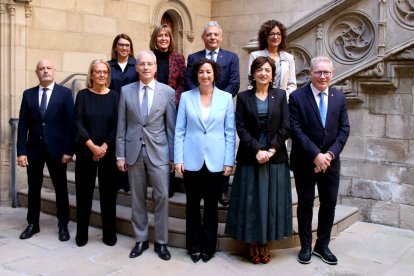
[{"xmin": 174, "ymin": 58, "xmax": 235, "ymax": 263}]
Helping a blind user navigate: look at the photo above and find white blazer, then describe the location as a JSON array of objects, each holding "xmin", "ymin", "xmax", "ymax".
[{"xmin": 174, "ymin": 86, "xmax": 235, "ymax": 172}]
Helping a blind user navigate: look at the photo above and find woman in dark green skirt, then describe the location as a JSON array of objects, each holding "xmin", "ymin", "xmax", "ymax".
[{"xmin": 225, "ymin": 56, "xmax": 293, "ymax": 264}]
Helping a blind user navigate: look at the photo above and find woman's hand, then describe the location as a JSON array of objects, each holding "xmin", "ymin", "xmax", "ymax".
[
  {"xmin": 256, "ymin": 150, "xmax": 269, "ymax": 164},
  {"xmin": 175, "ymin": 163, "xmax": 184, "ymax": 176},
  {"xmin": 223, "ymin": 166, "xmax": 233, "ymax": 176}
]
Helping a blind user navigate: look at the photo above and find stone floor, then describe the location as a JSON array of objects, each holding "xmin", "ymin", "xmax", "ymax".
[{"xmin": 1, "ymin": 206, "xmax": 414, "ymax": 276}]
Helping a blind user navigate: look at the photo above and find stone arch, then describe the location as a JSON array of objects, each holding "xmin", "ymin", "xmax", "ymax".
[{"xmin": 151, "ymin": 0, "xmax": 194, "ymax": 54}]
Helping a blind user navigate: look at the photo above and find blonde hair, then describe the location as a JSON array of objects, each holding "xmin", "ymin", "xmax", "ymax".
[
  {"xmin": 149, "ymin": 24, "xmax": 175, "ymax": 52},
  {"xmin": 86, "ymin": 59, "xmax": 111, "ymax": 88}
]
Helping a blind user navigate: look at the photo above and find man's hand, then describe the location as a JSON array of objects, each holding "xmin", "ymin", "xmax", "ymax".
[
  {"xmin": 62, "ymin": 155, "xmax": 73, "ymax": 164},
  {"xmin": 17, "ymin": 155, "xmax": 28, "ymax": 167},
  {"xmin": 223, "ymin": 166, "xmax": 233, "ymax": 176},
  {"xmin": 175, "ymin": 163, "xmax": 184, "ymax": 176},
  {"xmin": 117, "ymin": 159, "xmax": 128, "ymax": 172},
  {"xmin": 313, "ymin": 153, "xmax": 331, "ymax": 173}
]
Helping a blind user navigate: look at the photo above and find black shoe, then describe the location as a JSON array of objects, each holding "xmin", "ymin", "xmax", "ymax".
[
  {"xmin": 103, "ymin": 236, "xmax": 117, "ymax": 246},
  {"xmin": 58, "ymin": 226, "xmax": 70, "ymax": 241},
  {"xmin": 154, "ymin": 243, "xmax": 171, "ymax": 261},
  {"xmin": 75, "ymin": 236, "xmax": 88, "ymax": 247},
  {"xmin": 20, "ymin": 224, "xmax": 40, "ymax": 239},
  {"xmin": 129, "ymin": 241, "xmax": 149, "ymax": 258},
  {"xmin": 190, "ymin": 253, "xmax": 201, "ymax": 263},
  {"xmin": 201, "ymin": 253, "xmax": 214, "ymax": 263},
  {"xmin": 313, "ymin": 245, "xmax": 338, "ymax": 265},
  {"xmin": 218, "ymin": 192, "xmax": 229, "ymax": 207},
  {"xmin": 297, "ymin": 246, "xmax": 312, "ymax": 264}
]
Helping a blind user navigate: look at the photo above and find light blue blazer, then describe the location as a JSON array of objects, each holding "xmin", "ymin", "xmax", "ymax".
[{"xmin": 174, "ymin": 86, "xmax": 236, "ymax": 172}]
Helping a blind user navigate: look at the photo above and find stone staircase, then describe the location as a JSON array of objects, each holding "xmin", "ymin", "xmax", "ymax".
[{"xmin": 16, "ymin": 165, "xmax": 359, "ymax": 252}]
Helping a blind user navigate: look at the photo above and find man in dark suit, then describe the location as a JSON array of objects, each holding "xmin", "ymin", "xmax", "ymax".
[
  {"xmin": 116, "ymin": 51, "xmax": 176, "ymax": 261},
  {"xmin": 17, "ymin": 59, "xmax": 74, "ymax": 241},
  {"xmin": 185, "ymin": 21, "xmax": 240, "ymax": 206},
  {"xmin": 289, "ymin": 56, "xmax": 350, "ymax": 265}
]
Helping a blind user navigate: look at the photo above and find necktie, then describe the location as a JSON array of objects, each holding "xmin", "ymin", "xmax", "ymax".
[
  {"xmin": 208, "ymin": 51, "xmax": 216, "ymax": 61},
  {"xmin": 141, "ymin": 85, "xmax": 148, "ymax": 121},
  {"xmin": 39, "ymin": 88, "xmax": 48, "ymax": 120},
  {"xmin": 319, "ymin": 92, "xmax": 326, "ymax": 128}
]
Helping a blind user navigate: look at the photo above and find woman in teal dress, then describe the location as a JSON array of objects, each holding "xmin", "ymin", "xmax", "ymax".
[{"xmin": 225, "ymin": 56, "xmax": 292, "ymax": 264}]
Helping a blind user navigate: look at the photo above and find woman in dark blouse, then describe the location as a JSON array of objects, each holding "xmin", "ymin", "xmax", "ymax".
[
  {"xmin": 74, "ymin": 59, "xmax": 119, "ymax": 247},
  {"xmin": 108, "ymin": 33, "xmax": 137, "ymax": 192}
]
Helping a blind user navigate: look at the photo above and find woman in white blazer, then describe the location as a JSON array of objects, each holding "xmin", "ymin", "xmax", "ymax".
[
  {"xmin": 174, "ymin": 58, "xmax": 235, "ymax": 263},
  {"xmin": 248, "ymin": 20, "xmax": 297, "ymax": 98}
]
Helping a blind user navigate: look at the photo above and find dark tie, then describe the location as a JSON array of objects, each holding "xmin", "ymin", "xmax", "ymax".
[
  {"xmin": 39, "ymin": 88, "xmax": 48, "ymax": 120},
  {"xmin": 319, "ymin": 92, "xmax": 326, "ymax": 128},
  {"xmin": 141, "ymin": 85, "xmax": 148, "ymax": 121}
]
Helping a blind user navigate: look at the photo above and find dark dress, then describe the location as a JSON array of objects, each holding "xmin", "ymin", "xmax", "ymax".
[
  {"xmin": 225, "ymin": 94, "xmax": 293, "ymax": 244},
  {"xmin": 74, "ymin": 88, "xmax": 119, "ymax": 246}
]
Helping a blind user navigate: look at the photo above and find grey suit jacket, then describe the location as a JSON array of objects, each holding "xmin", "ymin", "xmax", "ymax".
[{"xmin": 116, "ymin": 80, "xmax": 176, "ymax": 166}]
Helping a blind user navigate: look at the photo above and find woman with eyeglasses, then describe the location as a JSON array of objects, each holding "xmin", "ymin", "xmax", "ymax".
[
  {"xmin": 108, "ymin": 33, "xmax": 138, "ymax": 192},
  {"xmin": 248, "ymin": 20, "xmax": 297, "ymax": 98},
  {"xmin": 74, "ymin": 59, "xmax": 119, "ymax": 247},
  {"xmin": 225, "ymin": 56, "xmax": 292, "ymax": 264}
]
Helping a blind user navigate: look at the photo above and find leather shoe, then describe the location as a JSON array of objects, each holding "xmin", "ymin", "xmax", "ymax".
[
  {"xmin": 218, "ymin": 192, "xmax": 229, "ymax": 207},
  {"xmin": 190, "ymin": 253, "xmax": 201, "ymax": 263},
  {"xmin": 201, "ymin": 253, "xmax": 214, "ymax": 263},
  {"xmin": 297, "ymin": 246, "xmax": 312, "ymax": 264},
  {"xmin": 58, "ymin": 226, "xmax": 70, "ymax": 241},
  {"xmin": 313, "ymin": 245, "xmax": 338, "ymax": 265},
  {"xmin": 129, "ymin": 241, "xmax": 149, "ymax": 258},
  {"xmin": 20, "ymin": 224, "xmax": 40, "ymax": 239},
  {"xmin": 154, "ymin": 243, "xmax": 171, "ymax": 261}
]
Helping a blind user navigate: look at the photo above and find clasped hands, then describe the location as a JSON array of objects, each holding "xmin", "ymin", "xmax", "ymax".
[
  {"xmin": 174, "ymin": 164, "xmax": 233, "ymax": 176},
  {"xmin": 256, "ymin": 149, "xmax": 275, "ymax": 164},
  {"xmin": 87, "ymin": 140, "xmax": 107, "ymax": 162},
  {"xmin": 313, "ymin": 153, "xmax": 333, "ymax": 173}
]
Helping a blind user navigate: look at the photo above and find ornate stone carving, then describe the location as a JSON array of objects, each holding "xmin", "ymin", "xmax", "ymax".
[
  {"xmin": 287, "ymin": 46, "xmax": 311, "ymax": 88},
  {"xmin": 0, "ymin": 4, "xmax": 5, "ymax": 15},
  {"xmin": 357, "ymin": 62, "xmax": 384, "ymax": 77},
  {"xmin": 333, "ymin": 79, "xmax": 352, "ymax": 94},
  {"xmin": 182, "ymin": 30, "xmax": 194, "ymax": 43},
  {"xmin": 24, "ymin": 4, "xmax": 32, "ymax": 18},
  {"xmin": 389, "ymin": 46, "xmax": 414, "ymax": 60},
  {"xmin": 327, "ymin": 12, "xmax": 375, "ymax": 64},
  {"xmin": 390, "ymin": 0, "xmax": 414, "ymax": 29},
  {"xmin": 316, "ymin": 24, "xmax": 323, "ymax": 40},
  {"xmin": 7, "ymin": 4, "xmax": 15, "ymax": 16}
]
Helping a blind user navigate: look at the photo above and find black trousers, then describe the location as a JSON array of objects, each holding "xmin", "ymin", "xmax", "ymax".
[
  {"xmin": 184, "ymin": 164, "xmax": 223, "ymax": 254},
  {"xmin": 294, "ymin": 169, "xmax": 340, "ymax": 248},
  {"xmin": 26, "ymin": 145, "xmax": 69, "ymax": 227},
  {"xmin": 75, "ymin": 152, "xmax": 117, "ymax": 242}
]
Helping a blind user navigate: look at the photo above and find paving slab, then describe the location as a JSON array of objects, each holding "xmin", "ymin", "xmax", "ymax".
[{"xmin": 1, "ymin": 206, "xmax": 414, "ymax": 276}]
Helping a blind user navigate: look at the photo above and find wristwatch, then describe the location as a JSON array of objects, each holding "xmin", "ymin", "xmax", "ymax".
[{"xmin": 268, "ymin": 148, "xmax": 276, "ymax": 154}]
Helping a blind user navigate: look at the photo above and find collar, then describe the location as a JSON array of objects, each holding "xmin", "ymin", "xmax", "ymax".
[
  {"xmin": 206, "ymin": 48, "xmax": 219, "ymax": 55},
  {"xmin": 39, "ymin": 82, "xmax": 55, "ymax": 92},
  {"xmin": 140, "ymin": 79, "xmax": 156, "ymax": 90},
  {"xmin": 310, "ymin": 83, "xmax": 328, "ymax": 97}
]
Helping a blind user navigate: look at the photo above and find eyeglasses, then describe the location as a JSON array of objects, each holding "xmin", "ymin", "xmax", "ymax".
[
  {"xmin": 312, "ymin": 71, "xmax": 332, "ymax": 77},
  {"xmin": 138, "ymin": 62, "xmax": 155, "ymax": 67},
  {"xmin": 93, "ymin": 70, "xmax": 108, "ymax": 75},
  {"xmin": 268, "ymin": 32, "xmax": 282, "ymax": 38},
  {"xmin": 117, "ymin": 43, "xmax": 131, "ymax": 48}
]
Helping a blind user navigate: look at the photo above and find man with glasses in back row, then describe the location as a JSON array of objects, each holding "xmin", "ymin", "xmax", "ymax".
[{"xmin": 289, "ymin": 56, "xmax": 350, "ymax": 266}]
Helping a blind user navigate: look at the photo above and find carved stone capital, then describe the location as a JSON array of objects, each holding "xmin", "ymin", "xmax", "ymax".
[
  {"xmin": 7, "ymin": 4, "xmax": 15, "ymax": 16},
  {"xmin": 182, "ymin": 30, "xmax": 194, "ymax": 43},
  {"xmin": 24, "ymin": 4, "xmax": 31, "ymax": 17}
]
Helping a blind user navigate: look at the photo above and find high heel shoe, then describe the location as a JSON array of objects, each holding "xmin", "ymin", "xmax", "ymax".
[
  {"xmin": 249, "ymin": 244, "xmax": 260, "ymax": 264},
  {"xmin": 259, "ymin": 243, "xmax": 270, "ymax": 264}
]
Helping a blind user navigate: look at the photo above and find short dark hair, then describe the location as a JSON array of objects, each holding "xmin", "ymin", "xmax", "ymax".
[
  {"xmin": 248, "ymin": 56, "xmax": 276, "ymax": 89},
  {"xmin": 191, "ymin": 58, "xmax": 221, "ymax": 86},
  {"xmin": 111, "ymin": 33, "xmax": 135, "ymax": 60},
  {"xmin": 257, "ymin": 20, "xmax": 287, "ymax": 51}
]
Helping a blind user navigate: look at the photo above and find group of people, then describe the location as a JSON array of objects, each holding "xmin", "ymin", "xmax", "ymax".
[{"xmin": 16, "ymin": 18, "xmax": 350, "ymax": 266}]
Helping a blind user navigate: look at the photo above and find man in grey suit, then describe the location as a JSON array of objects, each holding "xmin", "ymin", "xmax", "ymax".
[{"xmin": 116, "ymin": 51, "xmax": 176, "ymax": 260}]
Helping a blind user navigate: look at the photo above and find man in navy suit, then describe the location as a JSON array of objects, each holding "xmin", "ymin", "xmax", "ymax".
[
  {"xmin": 17, "ymin": 59, "xmax": 74, "ymax": 241},
  {"xmin": 185, "ymin": 21, "xmax": 240, "ymax": 205},
  {"xmin": 289, "ymin": 56, "xmax": 350, "ymax": 265}
]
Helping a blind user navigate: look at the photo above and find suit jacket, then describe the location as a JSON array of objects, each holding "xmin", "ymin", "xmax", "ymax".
[
  {"xmin": 185, "ymin": 49, "xmax": 240, "ymax": 97},
  {"xmin": 116, "ymin": 80, "xmax": 176, "ymax": 166},
  {"xmin": 236, "ymin": 88, "xmax": 290, "ymax": 165},
  {"xmin": 289, "ymin": 84, "xmax": 350, "ymax": 172},
  {"xmin": 174, "ymin": 86, "xmax": 236, "ymax": 172},
  {"xmin": 17, "ymin": 84, "xmax": 74, "ymax": 160},
  {"xmin": 248, "ymin": 50, "xmax": 297, "ymax": 95}
]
